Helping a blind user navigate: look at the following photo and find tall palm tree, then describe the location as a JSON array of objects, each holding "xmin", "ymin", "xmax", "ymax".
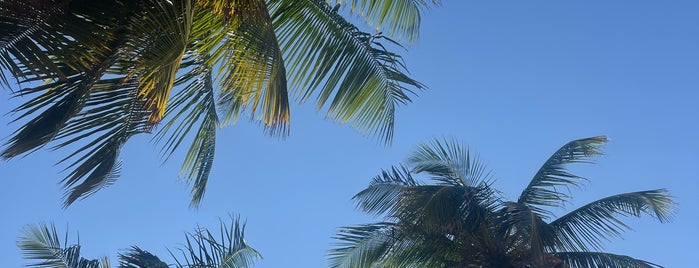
[
  {"xmin": 18, "ymin": 215, "xmax": 260, "ymax": 267},
  {"xmin": 329, "ymin": 136, "xmax": 675, "ymax": 268},
  {"xmin": 0, "ymin": 0, "xmax": 439, "ymax": 207}
]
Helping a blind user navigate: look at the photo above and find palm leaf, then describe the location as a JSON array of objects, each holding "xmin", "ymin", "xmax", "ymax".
[
  {"xmin": 270, "ymin": 0, "xmax": 424, "ymax": 143},
  {"xmin": 556, "ymin": 252, "xmax": 663, "ymax": 268},
  {"xmin": 17, "ymin": 223, "xmax": 105, "ymax": 268},
  {"xmin": 328, "ymin": 0, "xmax": 442, "ymax": 43},
  {"xmin": 328, "ymin": 223, "xmax": 397, "ymax": 268},
  {"xmin": 406, "ymin": 137, "xmax": 492, "ymax": 186},
  {"xmin": 154, "ymin": 54, "xmax": 219, "ymax": 208},
  {"xmin": 517, "ymin": 136, "xmax": 608, "ymax": 219},
  {"xmin": 118, "ymin": 247, "xmax": 168, "ymax": 268},
  {"xmin": 170, "ymin": 215, "xmax": 262, "ymax": 268},
  {"xmin": 353, "ymin": 165, "xmax": 418, "ymax": 216},
  {"xmin": 210, "ymin": 0, "xmax": 290, "ymax": 136},
  {"xmin": 550, "ymin": 189, "xmax": 675, "ymax": 252}
]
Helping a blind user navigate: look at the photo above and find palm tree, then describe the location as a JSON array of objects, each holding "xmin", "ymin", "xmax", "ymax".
[
  {"xmin": 329, "ymin": 136, "xmax": 675, "ymax": 268},
  {"xmin": 18, "ymin": 215, "xmax": 260, "ymax": 267},
  {"xmin": 0, "ymin": 0, "xmax": 439, "ymax": 207}
]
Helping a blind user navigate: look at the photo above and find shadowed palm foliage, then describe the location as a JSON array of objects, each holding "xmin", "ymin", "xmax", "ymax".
[
  {"xmin": 18, "ymin": 216, "xmax": 260, "ymax": 268},
  {"xmin": 329, "ymin": 136, "xmax": 675, "ymax": 268},
  {"xmin": 0, "ymin": 0, "xmax": 438, "ymax": 207}
]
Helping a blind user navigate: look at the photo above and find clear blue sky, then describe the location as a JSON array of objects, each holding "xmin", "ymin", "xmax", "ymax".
[{"xmin": 2, "ymin": 1, "xmax": 698, "ymax": 267}]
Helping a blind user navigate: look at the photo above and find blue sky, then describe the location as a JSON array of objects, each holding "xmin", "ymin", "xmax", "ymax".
[{"xmin": 2, "ymin": 1, "xmax": 698, "ymax": 267}]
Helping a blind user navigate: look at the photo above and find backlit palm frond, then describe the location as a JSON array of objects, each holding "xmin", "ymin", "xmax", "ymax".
[
  {"xmin": 550, "ymin": 189, "xmax": 675, "ymax": 252},
  {"xmin": 406, "ymin": 137, "xmax": 492, "ymax": 186},
  {"xmin": 170, "ymin": 215, "xmax": 261, "ymax": 268},
  {"xmin": 50, "ymin": 78, "xmax": 152, "ymax": 207},
  {"xmin": 154, "ymin": 55, "xmax": 218, "ymax": 208},
  {"xmin": 328, "ymin": 223, "xmax": 397, "ymax": 268},
  {"xmin": 271, "ymin": 0, "xmax": 424, "ymax": 144},
  {"xmin": 556, "ymin": 252, "xmax": 663, "ymax": 268},
  {"xmin": 1, "ymin": 2, "xmax": 134, "ymax": 160},
  {"xmin": 517, "ymin": 136, "xmax": 608, "ymax": 219},
  {"xmin": 210, "ymin": 0, "xmax": 290, "ymax": 137},
  {"xmin": 18, "ymin": 223, "xmax": 105, "ymax": 268},
  {"xmin": 328, "ymin": 0, "xmax": 442, "ymax": 43},
  {"xmin": 118, "ymin": 247, "xmax": 168, "ymax": 268},
  {"xmin": 0, "ymin": 0, "xmax": 131, "ymax": 87},
  {"xmin": 126, "ymin": 0, "xmax": 193, "ymax": 126},
  {"xmin": 353, "ymin": 165, "xmax": 418, "ymax": 216}
]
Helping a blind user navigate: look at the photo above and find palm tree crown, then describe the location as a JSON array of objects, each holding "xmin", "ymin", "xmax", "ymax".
[
  {"xmin": 0, "ymin": 0, "xmax": 439, "ymax": 207},
  {"xmin": 18, "ymin": 215, "xmax": 260, "ymax": 267},
  {"xmin": 329, "ymin": 136, "xmax": 675, "ymax": 268}
]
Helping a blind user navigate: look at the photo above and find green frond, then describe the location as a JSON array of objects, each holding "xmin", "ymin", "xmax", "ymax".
[
  {"xmin": 18, "ymin": 223, "xmax": 105, "ymax": 268},
  {"xmin": 328, "ymin": 223, "xmax": 396, "ymax": 268},
  {"xmin": 49, "ymin": 78, "xmax": 152, "ymax": 207},
  {"xmin": 154, "ymin": 55, "xmax": 219, "ymax": 208},
  {"xmin": 329, "ymin": 0, "xmax": 442, "ymax": 43},
  {"xmin": 0, "ymin": 0, "xmax": 132, "ymax": 87},
  {"xmin": 170, "ymin": 215, "xmax": 261, "ymax": 268},
  {"xmin": 353, "ymin": 165, "xmax": 417, "ymax": 216},
  {"xmin": 212, "ymin": 0, "xmax": 290, "ymax": 136},
  {"xmin": 550, "ymin": 189, "xmax": 676, "ymax": 252},
  {"xmin": 556, "ymin": 252, "xmax": 663, "ymax": 268},
  {"xmin": 270, "ymin": 0, "xmax": 424, "ymax": 143},
  {"xmin": 126, "ymin": 0, "xmax": 192, "ymax": 125},
  {"xmin": 118, "ymin": 247, "xmax": 168, "ymax": 268},
  {"xmin": 517, "ymin": 136, "xmax": 608, "ymax": 219},
  {"xmin": 407, "ymin": 137, "xmax": 492, "ymax": 186}
]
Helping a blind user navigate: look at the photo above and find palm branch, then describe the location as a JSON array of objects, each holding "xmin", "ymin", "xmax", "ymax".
[
  {"xmin": 17, "ymin": 223, "xmax": 109, "ymax": 268},
  {"xmin": 1, "ymin": 0, "xmax": 430, "ymax": 207},
  {"xmin": 517, "ymin": 136, "xmax": 608, "ymax": 219},
  {"xmin": 549, "ymin": 189, "xmax": 675, "ymax": 252}
]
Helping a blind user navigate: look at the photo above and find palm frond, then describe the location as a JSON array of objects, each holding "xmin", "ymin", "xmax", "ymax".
[
  {"xmin": 556, "ymin": 251, "xmax": 663, "ymax": 268},
  {"xmin": 270, "ymin": 0, "xmax": 424, "ymax": 143},
  {"xmin": 550, "ymin": 189, "xmax": 675, "ymax": 252},
  {"xmin": 49, "ymin": 78, "xmax": 152, "ymax": 207},
  {"xmin": 328, "ymin": 223, "xmax": 396, "ymax": 268},
  {"xmin": 154, "ymin": 55, "xmax": 218, "ymax": 208},
  {"xmin": 353, "ymin": 165, "xmax": 418, "ymax": 216},
  {"xmin": 499, "ymin": 201, "xmax": 558, "ymax": 259},
  {"xmin": 170, "ymin": 215, "xmax": 261, "ymax": 268},
  {"xmin": 209, "ymin": 0, "xmax": 291, "ymax": 136},
  {"xmin": 118, "ymin": 246, "xmax": 168, "ymax": 268},
  {"xmin": 328, "ymin": 0, "xmax": 442, "ymax": 43},
  {"xmin": 406, "ymin": 137, "xmax": 492, "ymax": 186},
  {"xmin": 126, "ymin": 0, "xmax": 192, "ymax": 125},
  {"xmin": 517, "ymin": 136, "xmax": 608, "ymax": 219},
  {"xmin": 17, "ymin": 223, "xmax": 105, "ymax": 268}
]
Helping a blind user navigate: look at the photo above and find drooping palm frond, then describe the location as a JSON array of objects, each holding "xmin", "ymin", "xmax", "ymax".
[
  {"xmin": 170, "ymin": 215, "xmax": 261, "ymax": 268},
  {"xmin": 126, "ymin": 0, "xmax": 193, "ymax": 126},
  {"xmin": 0, "ymin": 0, "xmax": 120, "ymax": 87},
  {"xmin": 154, "ymin": 54, "xmax": 218, "ymax": 207},
  {"xmin": 17, "ymin": 223, "xmax": 106, "ymax": 268},
  {"xmin": 406, "ymin": 137, "xmax": 492, "ymax": 186},
  {"xmin": 118, "ymin": 247, "xmax": 168, "ymax": 268},
  {"xmin": 517, "ymin": 136, "xmax": 608, "ymax": 219},
  {"xmin": 556, "ymin": 252, "xmax": 663, "ymax": 268},
  {"xmin": 50, "ymin": 78, "xmax": 152, "ymax": 207},
  {"xmin": 328, "ymin": 0, "xmax": 441, "ymax": 43},
  {"xmin": 212, "ymin": 0, "xmax": 290, "ymax": 136},
  {"xmin": 270, "ymin": 0, "xmax": 424, "ymax": 143},
  {"xmin": 550, "ymin": 189, "xmax": 675, "ymax": 252}
]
